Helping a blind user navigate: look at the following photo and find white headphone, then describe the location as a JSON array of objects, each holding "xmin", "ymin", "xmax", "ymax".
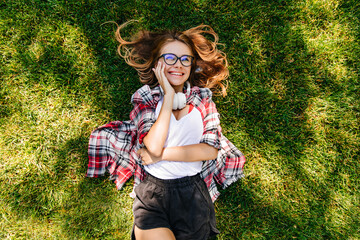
[{"xmin": 172, "ymin": 81, "xmax": 191, "ymax": 110}]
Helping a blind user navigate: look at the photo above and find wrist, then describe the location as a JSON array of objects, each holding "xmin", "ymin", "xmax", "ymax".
[
  {"xmin": 164, "ymin": 91, "xmax": 175, "ymax": 99},
  {"xmin": 163, "ymin": 92, "xmax": 175, "ymax": 109}
]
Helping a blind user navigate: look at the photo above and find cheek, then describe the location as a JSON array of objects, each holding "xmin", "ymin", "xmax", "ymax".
[
  {"xmin": 164, "ymin": 65, "xmax": 171, "ymax": 72},
  {"xmin": 163, "ymin": 66, "xmax": 172, "ymax": 77}
]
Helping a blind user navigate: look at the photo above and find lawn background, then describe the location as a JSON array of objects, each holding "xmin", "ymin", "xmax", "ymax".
[{"xmin": 1, "ymin": 0, "xmax": 359, "ymax": 239}]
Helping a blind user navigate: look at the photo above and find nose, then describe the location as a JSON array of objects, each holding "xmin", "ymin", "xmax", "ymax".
[{"xmin": 173, "ymin": 59, "xmax": 183, "ymax": 68}]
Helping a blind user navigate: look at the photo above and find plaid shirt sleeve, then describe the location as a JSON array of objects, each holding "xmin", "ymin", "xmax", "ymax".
[
  {"xmin": 87, "ymin": 85, "xmax": 160, "ymax": 190},
  {"xmin": 86, "ymin": 120, "xmax": 137, "ymax": 189},
  {"xmin": 130, "ymin": 85, "xmax": 158, "ymax": 147},
  {"xmin": 191, "ymin": 87, "xmax": 246, "ymax": 202},
  {"xmin": 194, "ymin": 88, "xmax": 222, "ymax": 150},
  {"xmin": 215, "ymin": 135, "xmax": 246, "ymax": 188}
]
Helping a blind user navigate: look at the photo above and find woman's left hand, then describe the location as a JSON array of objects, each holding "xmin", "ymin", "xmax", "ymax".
[{"xmin": 137, "ymin": 148, "xmax": 162, "ymax": 165}]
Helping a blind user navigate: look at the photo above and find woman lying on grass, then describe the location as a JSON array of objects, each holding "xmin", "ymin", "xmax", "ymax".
[{"xmin": 86, "ymin": 21, "xmax": 246, "ymax": 240}]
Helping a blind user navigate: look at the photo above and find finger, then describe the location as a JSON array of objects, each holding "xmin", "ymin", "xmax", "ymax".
[
  {"xmin": 160, "ymin": 63, "xmax": 167, "ymax": 82},
  {"xmin": 154, "ymin": 63, "xmax": 163, "ymax": 83},
  {"xmin": 156, "ymin": 61, "xmax": 162, "ymax": 73},
  {"xmin": 156, "ymin": 63, "xmax": 166, "ymax": 87},
  {"xmin": 158, "ymin": 62, "xmax": 165, "ymax": 78},
  {"xmin": 158, "ymin": 63, "xmax": 171, "ymax": 88}
]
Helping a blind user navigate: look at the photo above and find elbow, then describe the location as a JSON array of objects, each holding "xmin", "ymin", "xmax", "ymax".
[
  {"xmin": 142, "ymin": 134, "xmax": 165, "ymax": 158},
  {"xmin": 150, "ymin": 148, "xmax": 163, "ymax": 158},
  {"xmin": 143, "ymin": 142, "xmax": 163, "ymax": 158}
]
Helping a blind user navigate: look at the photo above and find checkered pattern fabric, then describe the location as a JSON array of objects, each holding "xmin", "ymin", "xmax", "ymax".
[{"xmin": 87, "ymin": 85, "xmax": 246, "ymax": 201}]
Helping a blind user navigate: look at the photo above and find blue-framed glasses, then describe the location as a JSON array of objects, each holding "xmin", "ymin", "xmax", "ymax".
[{"xmin": 158, "ymin": 53, "xmax": 194, "ymax": 67}]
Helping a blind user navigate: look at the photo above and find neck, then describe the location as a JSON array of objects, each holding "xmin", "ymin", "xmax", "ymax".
[{"xmin": 173, "ymin": 84, "xmax": 184, "ymax": 93}]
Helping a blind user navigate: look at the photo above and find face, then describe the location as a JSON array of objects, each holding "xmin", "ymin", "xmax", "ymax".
[{"xmin": 158, "ymin": 40, "xmax": 193, "ymax": 92}]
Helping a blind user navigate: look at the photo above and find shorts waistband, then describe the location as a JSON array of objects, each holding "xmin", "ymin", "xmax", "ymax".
[{"xmin": 144, "ymin": 172, "xmax": 202, "ymax": 188}]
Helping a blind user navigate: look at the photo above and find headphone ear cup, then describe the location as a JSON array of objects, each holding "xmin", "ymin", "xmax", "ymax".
[
  {"xmin": 172, "ymin": 92, "xmax": 186, "ymax": 110},
  {"xmin": 173, "ymin": 93, "xmax": 179, "ymax": 110},
  {"xmin": 177, "ymin": 93, "xmax": 186, "ymax": 109}
]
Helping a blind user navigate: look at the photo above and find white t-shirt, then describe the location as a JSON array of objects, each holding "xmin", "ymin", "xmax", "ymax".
[{"xmin": 144, "ymin": 97, "xmax": 203, "ymax": 179}]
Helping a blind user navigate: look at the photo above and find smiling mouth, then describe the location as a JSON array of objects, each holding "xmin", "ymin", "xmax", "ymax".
[{"xmin": 169, "ymin": 72, "xmax": 184, "ymax": 76}]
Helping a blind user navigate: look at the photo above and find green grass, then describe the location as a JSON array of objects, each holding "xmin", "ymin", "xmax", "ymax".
[{"xmin": 1, "ymin": 0, "xmax": 359, "ymax": 239}]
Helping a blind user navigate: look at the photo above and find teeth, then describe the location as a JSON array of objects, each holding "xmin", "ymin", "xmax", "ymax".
[{"xmin": 170, "ymin": 73, "xmax": 182, "ymax": 76}]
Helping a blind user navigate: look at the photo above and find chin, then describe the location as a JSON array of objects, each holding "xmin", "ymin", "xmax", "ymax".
[
  {"xmin": 167, "ymin": 77, "xmax": 188, "ymax": 86},
  {"xmin": 169, "ymin": 80, "xmax": 186, "ymax": 88}
]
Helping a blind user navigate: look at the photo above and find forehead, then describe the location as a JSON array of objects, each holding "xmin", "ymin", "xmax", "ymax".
[{"xmin": 160, "ymin": 40, "xmax": 193, "ymax": 56}]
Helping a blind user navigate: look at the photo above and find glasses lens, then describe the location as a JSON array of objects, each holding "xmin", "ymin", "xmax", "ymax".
[
  {"xmin": 180, "ymin": 56, "xmax": 192, "ymax": 66},
  {"xmin": 163, "ymin": 54, "xmax": 177, "ymax": 65}
]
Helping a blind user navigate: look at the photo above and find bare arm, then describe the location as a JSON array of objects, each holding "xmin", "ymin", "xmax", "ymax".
[
  {"xmin": 142, "ymin": 62, "xmax": 174, "ymax": 157},
  {"xmin": 138, "ymin": 143, "xmax": 218, "ymax": 165},
  {"xmin": 142, "ymin": 94, "xmax": 172, "ymax": 157},
  {"xmin": 163, "ymin": 143, "xmax": 218, "ymax": 162}
]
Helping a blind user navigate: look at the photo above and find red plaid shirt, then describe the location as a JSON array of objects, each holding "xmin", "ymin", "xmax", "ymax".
[{"xmin": 87, "ymin": 85, "xmax": 245, "ymax": 201}]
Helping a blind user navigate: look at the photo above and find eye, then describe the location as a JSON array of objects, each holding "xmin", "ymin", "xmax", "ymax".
[
  {"xmin": 164, "ymin": 54, "xmax": 176, "ymax": 62},
  {"xmin": 180, "ymin": 55, "xmax": 193, "ymax": 66},
  {"xmin": 181, "ymin": 56, "xmax": 191, "ymax": 63}
]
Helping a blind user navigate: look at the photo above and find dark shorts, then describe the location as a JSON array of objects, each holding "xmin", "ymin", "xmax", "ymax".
[{"xmin": 132, "ymin": 173, "xmax": 219, "ymax": 240}]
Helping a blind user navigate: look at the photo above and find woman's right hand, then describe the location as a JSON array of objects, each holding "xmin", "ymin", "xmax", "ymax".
[
  {"xmin": 144, "ymin": 62, "xmax": 174, "ymax": 157},
  {"xmin": 152, "ymin": 62, "xmax": 175, "ymax": 96}
]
